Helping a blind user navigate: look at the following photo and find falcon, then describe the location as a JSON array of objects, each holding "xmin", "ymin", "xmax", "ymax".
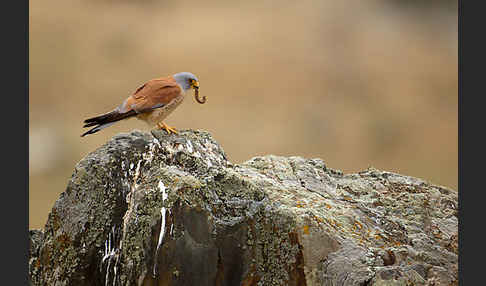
[{"xmin": 81, "ymin": 72, "xmax": 205, "ymax": 137}]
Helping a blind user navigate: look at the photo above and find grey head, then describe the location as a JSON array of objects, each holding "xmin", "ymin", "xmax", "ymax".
[{"xmin": 173, "ymin": 72, "xmax": 199, "ymax": 91}]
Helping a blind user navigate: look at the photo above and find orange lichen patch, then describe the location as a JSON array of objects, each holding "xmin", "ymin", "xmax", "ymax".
[
  {"xmin": 325, "ymin": 203, "xmax": 332, "ymax": 209},
  {"xmin": 295, "ymin": 200, "xmax": 306, "ymax": 208},
  {"xmin": 314, "ymin": 216, "xmax": 325, "ymax": 224},
  {"xmin": 382, "ymin": 249, "xmax": 396, "ymax": 266},
  {"xmin": 241, "ymin": 273, "xmax": 260, "ymax": 286},
  {"xmin": 50, "ymin": 209, "xmax": 61, "ymax": 232},
  {"xmin": 446, "ymin": 234, "xmax": 458, "ymax": 254},
  {"xmin": 287, "ymin": 232, "xmax": 307, "ymax": 285},
  {"xmin": 56, "ymin": 234, "xmax": 71, "ymax": 251},
  {"xmin": 241, "ymin": 264, "xmax": 260, "ymax": 286},
  {"xmin": 390, "ymin": 241, "xmax": 402, "ymax": 247},
  {"xmin": 354, "ymin": 221, "xmax": 363, "ymax": 230},
  {"xmin": 327, "ymin": 219, "xmax": 343, "ymax": 231},
  {"xmin": 39, "ymin": 245, "xmax": 52, "ymax": 266},
  {"xmin": 303, "ymin": 225, "xmax": 310, "ymax": 235}
]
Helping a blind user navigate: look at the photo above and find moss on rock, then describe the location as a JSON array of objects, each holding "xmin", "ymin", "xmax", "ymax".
[{"xmin": 29, "ymin": 130, "xmax": 458, "ymax": 286}]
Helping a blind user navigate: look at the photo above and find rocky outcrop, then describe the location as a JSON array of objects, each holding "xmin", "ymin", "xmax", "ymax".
[{"xmin": 29, "ymin": 130, "xmax": 458, "ymax": 286}]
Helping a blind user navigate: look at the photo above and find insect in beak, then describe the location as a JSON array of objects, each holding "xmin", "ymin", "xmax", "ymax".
[{"xmin": 193, "ymin": 81, "xmax": 206, "ymax": 104}]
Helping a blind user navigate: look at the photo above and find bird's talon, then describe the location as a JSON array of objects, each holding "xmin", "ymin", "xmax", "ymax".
[
  {"xmin": 167, "ymin": 127, "xmax": 178, "ymax": 134},
  {"xmin": 157, "ymin": 122, "xmax": 178, "ymax": 135}
]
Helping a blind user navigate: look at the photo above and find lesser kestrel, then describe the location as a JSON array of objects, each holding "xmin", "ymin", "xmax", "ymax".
[{"xmin": 81, "ymin": 72, "xmax": 204, "ymax": 137}]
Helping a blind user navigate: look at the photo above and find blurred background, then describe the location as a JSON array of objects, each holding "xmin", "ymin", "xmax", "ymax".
[{"xmin": 29, "ymin": 0, "xmax": 457, "ymax": 229}]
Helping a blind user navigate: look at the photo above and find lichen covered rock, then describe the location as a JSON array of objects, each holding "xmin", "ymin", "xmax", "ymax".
[{"xmin": 29, "ymin": 130, "xmax": 458, "ymax": 286}]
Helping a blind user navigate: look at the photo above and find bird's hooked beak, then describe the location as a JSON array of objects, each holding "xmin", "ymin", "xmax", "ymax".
[
  {"xmin": 191, "ymin": 79, "xmax": 206, "ymax": 104},
  {"xmin": 191, "ymin": 79, "xmax": 199, "ymax": 90}
]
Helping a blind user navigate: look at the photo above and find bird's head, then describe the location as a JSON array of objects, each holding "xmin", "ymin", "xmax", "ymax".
[
  {"xmin": 173, "ymin": 72, "xmax": 205, "ymax": 104},
  {"xmin": 173, "ymin": 72, "xmax": 199, "ymax": 92}
]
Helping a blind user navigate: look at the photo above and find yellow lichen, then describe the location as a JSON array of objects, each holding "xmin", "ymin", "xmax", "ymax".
[{"xmin": 303, "ymin": 225, "xmax": 310, "ymax": 235}]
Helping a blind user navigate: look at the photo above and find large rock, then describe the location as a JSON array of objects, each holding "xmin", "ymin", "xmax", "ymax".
[{"xmin": 29, "ymin": 130, "xmax": 458, "ymax": 286}]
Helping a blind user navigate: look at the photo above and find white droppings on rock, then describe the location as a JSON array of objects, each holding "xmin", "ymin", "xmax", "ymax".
[
  {"xmin": 186, "ymin": 140, "xmax": 194, "ymax": 153},
  {"xmin": 127, "ymin": 160, "xmax": 143, "ymax": 194},
  {"xmin": 101, "ymin": 226, "xmax": 119, "ymax": 286},
  {"xmin": 158, "ymin": 181, "xmax": 167, "ymax": 198},
  {"xmin": 193, "ymin": 151, "xmax": 202, "ymax": 158},
  {"xmin": 134, "ymin": 160, "xmax": 142, "ymax": 179},
  {"xmin": 142, "ymin": 142, "xmax": 159, "ymax": 164},
  {"xmin": 153, "ymin": 181, "xmax": 173, "ymax": 277},
  {"xmin": 102, "ymin": 229, "xmax": 116, "ymax": 264},
  {"xmin": 152, "ymin": 137, "xmax": 161, "ymax": 148},
  {"xmin": 156, "ymin": 207, "xmax": 166, "ymax": 253}
]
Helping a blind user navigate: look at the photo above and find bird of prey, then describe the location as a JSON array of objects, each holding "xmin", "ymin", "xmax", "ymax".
[{"xmin": 81, "ymin": 72, "xmax": 205, "ymax": 137}]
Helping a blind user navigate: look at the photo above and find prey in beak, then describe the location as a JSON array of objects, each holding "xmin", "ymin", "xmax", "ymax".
[{"xmin": 191, "ymin": 79, "xmax": 206, "ymax": 104}]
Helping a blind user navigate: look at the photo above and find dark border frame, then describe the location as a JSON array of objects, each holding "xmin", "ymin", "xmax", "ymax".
[
  {"xmin": 22, "ymin": 0, "xmax": 463, "ymax": 283},
  {"xmin": 5, "ymin": 0, "xmax": 28, "ymax": 283}
]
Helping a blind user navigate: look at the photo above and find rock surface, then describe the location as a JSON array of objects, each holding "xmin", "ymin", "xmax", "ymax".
[{"xmin": 29, "ymin": 130, "xmax": 458, "ymax": 286}]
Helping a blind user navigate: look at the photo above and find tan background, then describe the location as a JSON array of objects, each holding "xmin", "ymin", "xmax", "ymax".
[{"xmin": 30, "ymin": 0, "xmax": 457, "ymax": 229}]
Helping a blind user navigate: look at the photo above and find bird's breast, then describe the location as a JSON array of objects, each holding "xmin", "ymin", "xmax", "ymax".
[{"xmin": 137, "ymin": 92, "xmax": 185, "ymax": 127}]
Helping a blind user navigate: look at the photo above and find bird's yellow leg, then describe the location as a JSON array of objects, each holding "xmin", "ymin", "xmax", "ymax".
[{"xmin": 157, "ymin": 122, "xmax": 178, "ymax": 134}]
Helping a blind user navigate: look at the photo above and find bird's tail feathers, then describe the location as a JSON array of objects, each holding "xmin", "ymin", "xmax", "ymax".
[
  {"xmin": 81, "ymin": 109, "xmax": 137, "ymax": 137},
  {"xmin": 81, "ymin": 122, "xmax": 116, "ymax": 137}
]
